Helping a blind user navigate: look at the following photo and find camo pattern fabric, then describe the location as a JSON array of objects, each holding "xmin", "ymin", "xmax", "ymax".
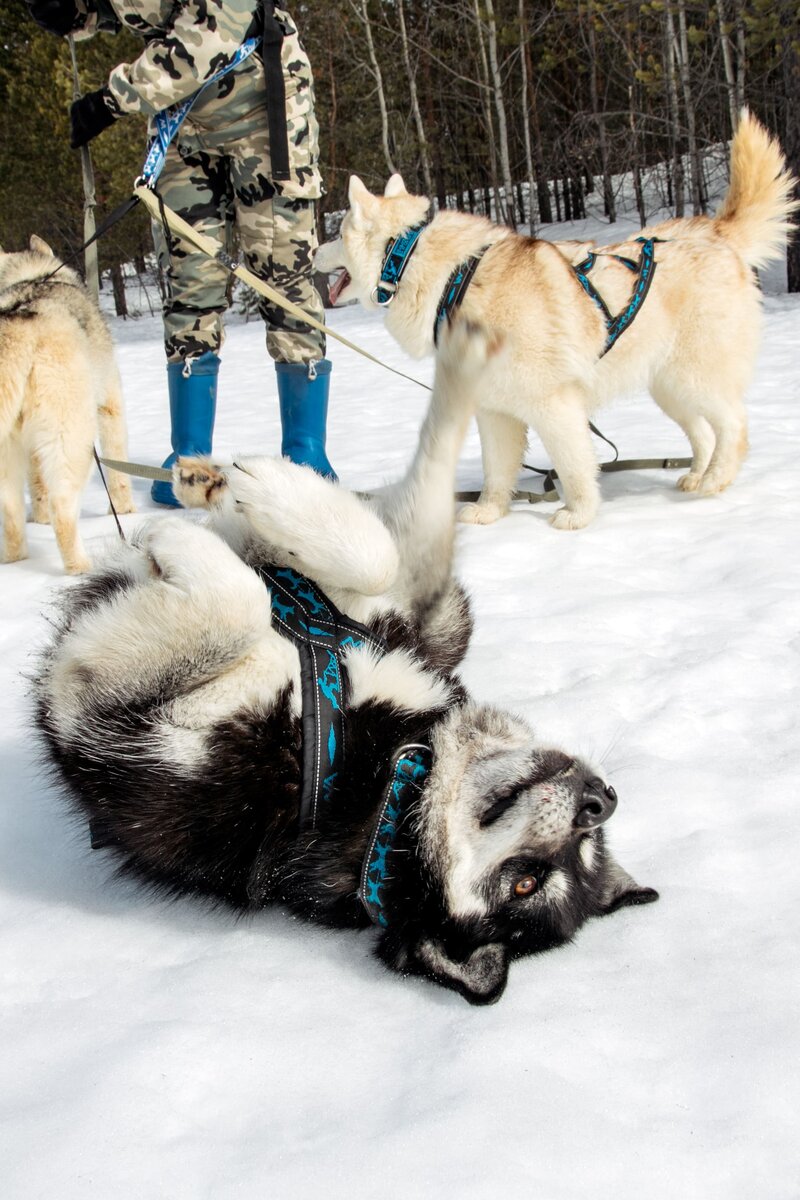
[
  {"xmin": 154, "ymin": 122, "xmax": 325, "ymax": 363},
  {"xmin": 72, "ymin": 0, "xmax": 325, "ymax": 364}
]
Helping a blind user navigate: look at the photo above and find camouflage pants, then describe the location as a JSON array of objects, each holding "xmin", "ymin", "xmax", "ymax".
[{"xmin": 153, "ymin": 118, "xmax": 325, "ymax": 366}]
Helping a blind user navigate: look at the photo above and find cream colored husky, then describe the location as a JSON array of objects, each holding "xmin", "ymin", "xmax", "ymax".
[
  {"xmin": 0, "ymin": 236, "xmax": 135, "ymax": 573},
  {"xmin": 317, "ymin": 112, "xmax": 798, "ymax": 530}
]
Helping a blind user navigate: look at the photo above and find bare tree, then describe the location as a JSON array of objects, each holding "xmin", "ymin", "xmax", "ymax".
[
  {"xmin": 396, "ymin": 0, "xmax": 433, "ymax": 198},
  {"xmin": 351, "ymin": 0, "xmax": 397, "ymax": 178}
]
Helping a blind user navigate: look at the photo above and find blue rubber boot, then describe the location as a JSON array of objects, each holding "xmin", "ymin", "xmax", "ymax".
[
  {"xmin": 151, "ymin": 351, "xmax": 220, "ymax": 507},
  {"xmin": 276, "ymin": 358, "xmax": 337, "ymax": 481}
]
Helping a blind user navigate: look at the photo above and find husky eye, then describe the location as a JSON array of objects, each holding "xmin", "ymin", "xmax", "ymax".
[{"xmin": 514, "ymin": 875, "xmax": 537, "ymax": 897}]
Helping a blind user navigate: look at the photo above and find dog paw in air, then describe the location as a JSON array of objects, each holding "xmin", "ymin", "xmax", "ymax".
[{"xmin": 173, "ymin": 458, "xmax": 228, "ymax": 508}]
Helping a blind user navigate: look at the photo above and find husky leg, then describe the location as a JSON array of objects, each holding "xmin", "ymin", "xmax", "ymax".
[
  {"xmin": 376, "ymin": 320, "xmax": 503, "ymax": 602},
  {"xmin": 97, "ymin": 366, "xmax": 136, "ymax": 514},
  {"xmin": 458, "ymin": 410, "xmax": 527, "ymax": 527},
  {"xmin": 651, "ymin": 378, "xmax": 715, "ymax": 493},
  {"xmin": 533, "ymin": 385, "xmax": 600, "ymax": 530},
  {"xmin": 28, "ymin": 453, "xmax": 50, "ymax": 523},
  {"xmin": 47, "ymin": 446, "xmax": 93, "ymax": 574},
  {"xmin": 0, "ymin": 429, "xmax": 28, "ymax": 564},
  {"xmin": 694, "ymin": 396, "xmax": 749, "ymax": 495}
]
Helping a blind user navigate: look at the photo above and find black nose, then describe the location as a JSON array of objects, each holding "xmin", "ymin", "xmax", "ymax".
[{"xmin": 574, "ymin": 779, "xmax": 618, "ymax": 829}]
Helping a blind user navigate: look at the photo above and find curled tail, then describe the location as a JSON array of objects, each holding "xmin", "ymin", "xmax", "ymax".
[{"xmin": 714, "ymin": 109, "xmax": 799, "ymax": 269}]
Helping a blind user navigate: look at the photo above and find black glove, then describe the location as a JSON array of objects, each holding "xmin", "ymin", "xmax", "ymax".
[
  {"xmin": 25, "ymin": 0, "xmax": 79, "ymax": 37},
  {"xmin": 70, "ymin": 87, "xmax": 117, "ymax": 149}
]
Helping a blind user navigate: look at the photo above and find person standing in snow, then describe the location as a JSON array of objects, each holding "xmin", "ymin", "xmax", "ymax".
[{"xmin": 25, "ymin": 0, "xmax": 336, "ymax": 505}]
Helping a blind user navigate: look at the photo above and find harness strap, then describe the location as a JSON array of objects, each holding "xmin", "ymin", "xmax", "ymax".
[
  {"xmin": 261, "ymin": 1, "xmax": 290, "ymax": 181},
  {"xmin": 256, "ymin": 565, "xmax": 386, "ymax": 830},
  {"xmin": 433, "ymin": 248, "xmax": 489, "ymax": 345},
  {"xmin": 359, "ymin": 742, "xmax": 432, "ymax": 927},
  {"xmin": 573, "ymin": 236, "xmax": 658, "ymax": 357},
  {"xmin": 373, "ymin": 224, "xmax": 427, "ymax": 305}
]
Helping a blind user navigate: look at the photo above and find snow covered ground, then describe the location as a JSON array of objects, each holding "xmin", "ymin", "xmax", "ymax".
[{"xmin": 2, "ymin": 224, "xmax": 800, "ymax": 1199}]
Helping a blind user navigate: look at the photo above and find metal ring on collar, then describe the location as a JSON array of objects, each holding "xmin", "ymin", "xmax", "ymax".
[{"xmin": 371, "ymin": 283, "xmax": 397, "ymax": 306}]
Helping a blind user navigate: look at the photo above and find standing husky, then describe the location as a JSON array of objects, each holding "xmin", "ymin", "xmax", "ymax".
[
  {"xmin": 316, "ymin": 111, "xmax": 797, "ymax": 530},
  {"xmin": 35, "ymin": 321, "xmax": 656, "ymax": 1006},
  {"xmin": 0, "ymin": 236, "xmax": 135, "ymax": 573}
]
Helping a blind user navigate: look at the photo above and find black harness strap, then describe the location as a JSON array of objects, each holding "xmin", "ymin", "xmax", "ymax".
[
  {"xmin": 256, "ymin": 565, "xmax": 386, "ymax": 830},
  {"xmin": 433, "ymin": 249, "xmax": 489, "ymax": 345},
  {"xmin": 261, "ymin": 1, "xmax": 290, "ymax": 181}
]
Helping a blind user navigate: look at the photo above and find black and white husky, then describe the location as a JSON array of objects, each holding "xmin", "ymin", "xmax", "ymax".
[{"xmin": 36, "ymin": 322, "xmax": 657, "ymax": 1005}]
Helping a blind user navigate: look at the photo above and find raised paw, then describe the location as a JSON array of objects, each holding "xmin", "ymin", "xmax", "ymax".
[
  {"xmin": 439, "ymin": 318, "xmax": 505, "ymax": 374},
  {"xmin": 550, "ymin": 506, "xmax": 593, "ymax": 531},
  {"xmin": 173, "ymin": 457, "xmax": 228, "ymax": 508},
  {"xmin": 457, "ymin": 500, "xmax": 505, "ymax": 526}
]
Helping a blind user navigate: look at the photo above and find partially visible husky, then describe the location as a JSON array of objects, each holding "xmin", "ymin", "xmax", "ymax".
[
  {"xmin": 316, "ymin": 111, "xmax": 798, "ymax": 530},
  {"xmin": 0, "ymin": 236, "xmax": 135, "ymax": 573},
  {"xmin": 35, "ymin": 321, "xmax": 656, "ymax": 1006}
]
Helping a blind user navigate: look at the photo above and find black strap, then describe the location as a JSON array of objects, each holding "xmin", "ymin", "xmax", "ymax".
[
  {"xmin": 256, "ymin": 565, "xmax": 386, "ymax": 830},
  {"xmin": 34, "ymin": 194, "xmax": 140, "ymax": 289},
  {"xmin": 261, "ymin": 1, "xmax": 290, "ymax": 180},
  {"xmin": 433, "ymin": 249, "xmax": 488, "ymax": 345}
]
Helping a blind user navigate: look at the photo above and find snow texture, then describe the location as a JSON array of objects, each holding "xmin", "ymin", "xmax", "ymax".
[{"xmin": 2, "ymin": 215, "xmax": 799, "ymax": 1199}]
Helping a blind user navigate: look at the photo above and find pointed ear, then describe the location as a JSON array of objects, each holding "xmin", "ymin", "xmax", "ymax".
[
  {"xmin": 384, "ymin": 173, "xmax": 407, "ymax": 198},
  {"xmin": 348, "ymin": 175, "xmax": 377, "ymax": 231},
  {"xmin": 599, "ymin": 855, "xmax": 659, "ymax": 915},
  {"xmin": 29, "ymin": 235, "xmax": 54, "ymax": 256},
  {"xmin": 415, "ymin": 939, "xmax": 509, "ymax": 1005}
]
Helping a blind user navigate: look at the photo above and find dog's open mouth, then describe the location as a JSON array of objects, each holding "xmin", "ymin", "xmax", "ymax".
[{"xmin": 328, "ymin": 268, "xmax": 351, "ymax": 306}]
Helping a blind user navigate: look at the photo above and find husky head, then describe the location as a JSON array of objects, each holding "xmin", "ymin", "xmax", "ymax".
[
  {"xmin": 315, "ymin": 173, "xmax": 429, "ymax": 309},
  {"xmin": 0, "ymin": 235, "xmax": 67, "ymax": 292},
  {"xmin": 378, "ymin": 705, "xmax": 657, "ymax": 1005}
]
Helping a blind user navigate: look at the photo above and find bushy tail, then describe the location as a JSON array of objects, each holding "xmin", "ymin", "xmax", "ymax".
[{"xmin": 714, "ymin": 109, "xmax": 799, "ymax": 269}]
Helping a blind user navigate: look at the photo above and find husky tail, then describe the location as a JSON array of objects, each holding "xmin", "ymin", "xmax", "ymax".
[{"xmin": 714, "ymin": 109, "xmax": 799, "ymax": 269}]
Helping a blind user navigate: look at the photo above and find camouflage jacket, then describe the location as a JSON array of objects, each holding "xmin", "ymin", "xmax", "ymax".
[{"xmin": 73, "ymin": 1, "xmax": 321, "ymax": 192}]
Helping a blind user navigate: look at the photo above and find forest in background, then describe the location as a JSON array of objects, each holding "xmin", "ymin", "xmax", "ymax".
[{"xmin": 1, "ymin": 0, "xmax": 799, "ymax": 306}]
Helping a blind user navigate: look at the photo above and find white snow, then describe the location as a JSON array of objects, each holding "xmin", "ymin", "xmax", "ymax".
[{"xmin": 2, "ymin": 223, "xmax": 799, "ymax": 1198}]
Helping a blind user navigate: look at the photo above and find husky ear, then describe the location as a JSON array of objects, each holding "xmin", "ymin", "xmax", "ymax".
[
  {"xmin": 384, "ymin": 173, "xmax": 407, "ymax": 198},
  {"xmin": 29, "ymin": 234, "xmax": 54, "ymax": 256},
  {"xmin": 415, "ymin": 939, "xmax": 509, "ymax": 1006},
  {"xmin": 348, "ymin": 175, "xmax": 378, "ymax": 232},
  {"xmin": 598, "ymin": 855, "xmax": 659, "ymax": 915}
]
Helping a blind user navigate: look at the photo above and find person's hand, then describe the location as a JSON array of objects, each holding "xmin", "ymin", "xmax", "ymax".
[
  {"xmin": 24, "ymin": 0, "xmax": 79, "ymax": 37},
  {"xmin": 70, "ymin": 88, "xmax": 117, "ymax": 149}
]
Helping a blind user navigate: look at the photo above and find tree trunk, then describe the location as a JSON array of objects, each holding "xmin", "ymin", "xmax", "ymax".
[
  {"xmin": 482, "ymin": 0, "xmax": 516, "ymax": 227},
  {"xmin": 524, "ymin": 32, "xmax": 552, "ymax": 223},
  {"xmin": 586, "ymin": 0, "xmax": 616, "ymax": 222},
  {"xmin": 664, "ymin": 1, "xmax": 685, "ymax": 217},
  {"xmin": 110, "ymin": 262, "xmax": 128, "ymax": 318},
  {"xmin": 355, "ymin": 0, "xmax": 397, "ymax": 178},
  {"xmin": 780, "ymin": 1, "xmax": 800, "ymax": 291},
  {"xmin": 674, "ymin": 0, "xmax": 703, "ymax": 214},
  {"xmin": 473, "ymin": 0, "xmax": 501, "ymax": 222},
  {"xmin": 519, "ymin": 0, "xmax": 537, "ymax": 231},
  {"xmin": 718, "ymin": 0, "xmax": 739, "ymax": 134},
  {"xmin": 397, "ymin": 0, "xmax": 433, "ymax": 198}
]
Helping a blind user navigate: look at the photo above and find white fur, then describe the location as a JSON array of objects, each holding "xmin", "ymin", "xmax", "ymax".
[
  {"xmin": 0, "ymin": 238, "xmax": 134, "ymax": 573},
  {"xmin": 317, "ymin": 114, "xmax": 798, "ymax": 530}
]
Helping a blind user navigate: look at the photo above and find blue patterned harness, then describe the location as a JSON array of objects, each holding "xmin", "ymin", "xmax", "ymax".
[
  {"xmin": 572, "ymin": 237, "xmax": 659, "ymax": 357},
  {"xmin": 257, "ymin": 566, "xmax": 432, "ymax": 928}
]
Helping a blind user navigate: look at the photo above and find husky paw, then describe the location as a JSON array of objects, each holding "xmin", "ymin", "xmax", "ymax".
[
  {"xmin": 550, "ymin": 506, "xmax": 593, "ymax": 531},
  {"xmin": 30, "ymin": 500, "xmax": 50, "ymax": 524},
  {"xmin": 677, "ymin": 472, "xmax": 702, "ymax": 492},
  {"xmin": 440, "ymin": 319, "xmax": 504, "ymax": 372},
  {"xmin": 2, "ymin": 544, "xmax": 28, "ymax": 565},
  {"xmin": 696, "ymin": 470, "xmax": 734, "ymax": 497},
  {"xmin": 457, "ymin": 500, "xmax": 505, "ymax": 526},
  {"xmin": 64, "ymin": 553, "xmax": 92, "ymax": 576},
  {"xmin": 108, "ymin": 483, "xmax": 136, "ymax": 515},
  {"xmin": 173, "ymin": 457, "xmax": 228, "ymax": 508}
]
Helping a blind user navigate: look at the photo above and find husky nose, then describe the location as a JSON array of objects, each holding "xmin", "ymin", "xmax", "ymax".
[{"xmin": 574, "ymin": 779, "xmax": 618, "ymax": 829}]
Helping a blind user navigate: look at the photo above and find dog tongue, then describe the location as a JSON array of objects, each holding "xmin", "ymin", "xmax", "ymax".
[{"xmin": 328, "ymin": 268, "xmax": 351, "ymax": 306}]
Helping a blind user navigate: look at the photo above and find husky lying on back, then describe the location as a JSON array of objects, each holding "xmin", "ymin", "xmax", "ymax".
[
  {"xmin": 36, "ymin": 321, "xmax": 656, "ymax": 1005},
  {"xmin": 0, "ymin": 236, "xmax": 135, "ymax": 573},
  {"xmin": 316, "ymin": 112, "xmax": 797, "ymax": 530}
]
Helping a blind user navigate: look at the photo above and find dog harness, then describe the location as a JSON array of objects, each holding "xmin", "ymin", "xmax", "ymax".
[
  {"xmin": 372, "ymin": 223, "xmax": 490, "ymax": 344},
  {"xmin": 374, "ymin": 225, "xmax": 659, "ymax": 357},
  {"xmin": 573, "ymin": 237, "xmax": 658, "ymax": 357},
  {"xmin": 255, "ymin": 565, "xmax": 386, "ymax": 831}
]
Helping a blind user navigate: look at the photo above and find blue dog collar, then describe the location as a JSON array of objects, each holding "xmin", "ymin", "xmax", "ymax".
[
  {"xmin": 372, "ymin": 224, "xmax": 428, "ymax": 306},
  {"xmin": 359, "ymin": 743, "xmax": 433, "ymax": 927}
]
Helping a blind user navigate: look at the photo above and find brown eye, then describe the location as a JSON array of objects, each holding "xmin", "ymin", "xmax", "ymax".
[{"xmin": 514, "ymin": 875, "xmax": 537, "ymax": 897}]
